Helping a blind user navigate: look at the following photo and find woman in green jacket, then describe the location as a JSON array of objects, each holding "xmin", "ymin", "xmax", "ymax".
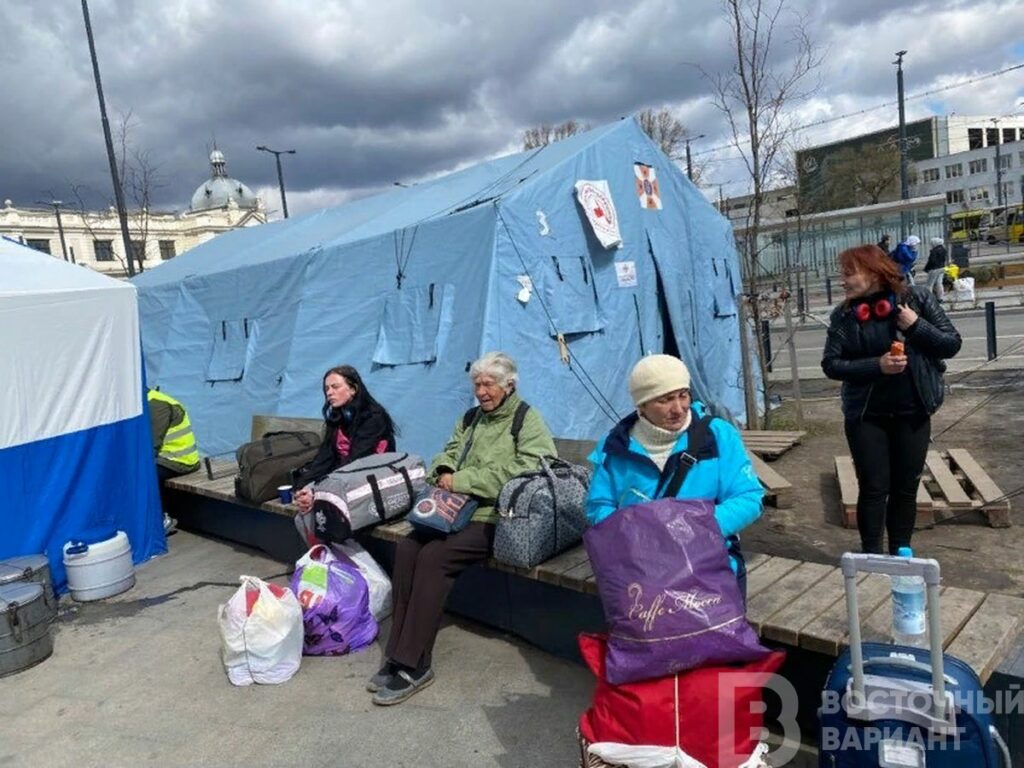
[{"xmin": 370, "ymin": 352, "xmax": 555, "ymax": 705}]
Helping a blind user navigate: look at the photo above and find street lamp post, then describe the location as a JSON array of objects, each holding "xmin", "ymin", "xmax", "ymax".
[
  {"xmin": 36, "ymin": 200, "xmax": 70, "ymax": 262},
  {"xmin": 684, "ymin": 134, "xmax": 705, "ymax": 182},
  {"xmin": 80, "ymin": 0, "xmax": 140, "ymax": 277},
  {"xmin": 894, "ymin": 50, "xmax": 909, "ymax": 239},
  {"xmin": 256, "ymin": 145, "xmax": 296, "ymax": 219}
]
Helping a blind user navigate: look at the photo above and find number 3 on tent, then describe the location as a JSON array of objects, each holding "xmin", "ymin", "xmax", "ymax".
[{"xmin": 536, "ymin": 210, "xmax": 550, "ymax": 236}]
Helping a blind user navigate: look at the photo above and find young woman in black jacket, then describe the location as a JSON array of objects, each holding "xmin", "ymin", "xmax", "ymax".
[
  {"xmin": 292, "ymin": 365, "xmax": 396, "ymax": 513},
  {"xmin": 822, "ymin": 244, "xmax": 961, "ymax": 555}
]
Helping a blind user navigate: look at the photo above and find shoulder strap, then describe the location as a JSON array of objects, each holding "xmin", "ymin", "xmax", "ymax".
[
  {"xmin": 462, "ymin": 407, "xmax": 480, "ymax": 430},
  {"xmin": 658, "ymin": 415, "xmax": 713, "ymax": 500},
  {"xmin": 510, "ymin": 401, "xmax": 531, "ymax": 450}
]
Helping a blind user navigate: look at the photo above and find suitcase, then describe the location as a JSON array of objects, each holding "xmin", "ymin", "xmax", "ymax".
[
  {"xmin": 818, "ymin": 553, "xmax": 1011, "ymax": 767},
  {"xmin": 235, "ymin": 431, "xmax": 321, "ymax": 503}
]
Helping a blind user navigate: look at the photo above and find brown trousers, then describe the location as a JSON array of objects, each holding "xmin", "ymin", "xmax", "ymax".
[{"xmin": 384, "ymin": 522, "xmax": 494, "ymax": 669}]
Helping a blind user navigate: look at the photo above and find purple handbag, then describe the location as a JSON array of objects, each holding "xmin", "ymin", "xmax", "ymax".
[
  {"xmin": 584, "ymin": 498, "xmax": 768, "ymax": 684},
  {"xmin": 290, "ymin": 545, "xmax": 378, "ymax": 656}
]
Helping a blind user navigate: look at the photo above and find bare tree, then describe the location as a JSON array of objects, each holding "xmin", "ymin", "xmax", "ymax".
[
  {"xmin": 703, "ymin": 0, "xmax": 822, "ymax": 425},
  {"xmin": 636, "ymin": 107, "xmax": 707, "ymax": 184},
  {"xmin": 522, "ymin": 119, "xmax": 588, "ymax": 150},
  {"xmin": 68, "ymin": 111, "xmax": 161, "ymax": 275}
]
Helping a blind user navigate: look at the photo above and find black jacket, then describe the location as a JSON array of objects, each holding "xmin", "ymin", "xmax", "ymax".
[
  {"xmin": 292, "ymin": 403, "xmax": 395, "ymax": 487},
  {"xmin": 821, "ymin": 286, "xmax": 961, "ymax": 419},
  {"xmin": 925, "ymin": 244, "xmax": 948, "ymax": 272}
]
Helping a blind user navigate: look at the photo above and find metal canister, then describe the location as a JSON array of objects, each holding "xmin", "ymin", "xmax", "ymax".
[
  {"xmin": 0, "ymin": 582, "xmax": 54, "ymax": 677},
  {"xmin": 0, "ymin": 554, "xmax": 57, "ymax": 622}
]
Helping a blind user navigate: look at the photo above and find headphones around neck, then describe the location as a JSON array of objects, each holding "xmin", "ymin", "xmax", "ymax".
[{"xmin": 852, "ymin": 294, "xmax": 896, "ymax": 323}]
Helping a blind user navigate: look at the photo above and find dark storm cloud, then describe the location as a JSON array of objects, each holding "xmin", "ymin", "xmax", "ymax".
[{"xmin": 1, "ymin": 0, "xmax": 1021, "ymax": 215}]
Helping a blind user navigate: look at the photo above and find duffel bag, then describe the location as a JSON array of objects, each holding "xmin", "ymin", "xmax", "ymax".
[
  {"xmin": 235, "ymin": 431, "xmax": 321, "ymax": 503},
  {"xmin": 312, "ymin": 452, "xmax": 426, "ymax": 543},
  {"xmin": 493, "ymin": 456, "xmax": 591, "ymax": 569}
]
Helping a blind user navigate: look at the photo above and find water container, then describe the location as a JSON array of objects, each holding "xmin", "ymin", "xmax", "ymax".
[
  {"xmin": 0, "ymin": 554, "xmax": 57, "ymax": 622},
  {"xmin": 0, "ymin": 582, "xmax": 54, "ymax": 677},
  {"xmin": 891, "ymin": 546, "xmax": 926, "ymax": 647},
  {"xmin": 62, "ymin": 528, "xmax": 136, "ymax": 602}
]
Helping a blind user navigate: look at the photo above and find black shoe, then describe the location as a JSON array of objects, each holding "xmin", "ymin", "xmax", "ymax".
[
  {"xmin": 371, "ymin": 666, "xmax": 434, "ymax": 706},
  {"xmin": 366, "ymin": 661, "xmax": 396, "ymax": 693}
]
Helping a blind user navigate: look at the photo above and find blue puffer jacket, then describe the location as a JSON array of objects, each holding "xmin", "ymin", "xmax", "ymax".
[{"xmin": 585, "ymin": 402, "xmax": 764, "ymax": 570}]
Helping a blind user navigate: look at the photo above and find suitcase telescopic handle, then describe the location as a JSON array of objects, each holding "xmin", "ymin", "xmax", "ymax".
[{"xmin": 840, "ymin": 552, "xmax": 946, "ymax": 719}]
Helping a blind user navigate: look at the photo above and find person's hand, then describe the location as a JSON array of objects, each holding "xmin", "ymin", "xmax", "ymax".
[
  {"xmin": 436, "ymin": 472, "xmax": 454, "ymax": 491},
  {"xmin": 896, "ymin": 305, "xmax": 918, "ymax": 331},
  {"xmin": 294, "ymin": 487, "xmax": 314, "ymax": 513},
  {"xmin": 880, "ymin": 351, "xmax": 907, "ymax": 375}
]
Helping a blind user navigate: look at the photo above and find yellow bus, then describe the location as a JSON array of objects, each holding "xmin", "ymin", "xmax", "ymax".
[
  {"xmin": 948, "ymin": 209, "xmax": 990, "ymax": 242},
  {"xmin": 984, "ymin": 204, "xmax": 1024, "ymax": 244}
]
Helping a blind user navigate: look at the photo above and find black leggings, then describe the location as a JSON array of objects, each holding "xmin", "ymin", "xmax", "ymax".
[{"xmin": 844, "ymin": 413, "xmax": 930, "ymax": 555}]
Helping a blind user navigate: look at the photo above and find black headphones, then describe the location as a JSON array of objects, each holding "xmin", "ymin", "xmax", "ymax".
[{"xmin": 852, "ymin": 293, "xmax": 896, "ymax": 323}]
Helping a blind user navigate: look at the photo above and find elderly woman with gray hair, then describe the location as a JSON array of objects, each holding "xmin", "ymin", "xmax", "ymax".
[{"xmin": 370, "ymin": 351, "xmax": 555, "ymax": 705}]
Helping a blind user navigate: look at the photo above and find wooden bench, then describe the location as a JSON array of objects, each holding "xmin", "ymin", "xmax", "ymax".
[{"xmin": 835, "ymin": 449, "xmax": 1012, "ymax": 529}]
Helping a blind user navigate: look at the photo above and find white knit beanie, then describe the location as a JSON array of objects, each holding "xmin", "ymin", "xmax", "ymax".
[{"xmin": 628, "ymin": 355, "xmax": 691, "ymax": 407}]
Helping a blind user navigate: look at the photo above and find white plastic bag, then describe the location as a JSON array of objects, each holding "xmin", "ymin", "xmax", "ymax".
[
  {"xmin": 952, "ymin": 276, "xmax": 975, "ymax": 304},
  {"xmin": 330, "ymin": 540, "xmax": 393, "ymax": 620},
  {"xmin": 587, "ymin": 741, "xmax": 769, "ymax": 768},
  {"xmin": 218, "ymin": 575, "xmax": 303, "ymax": 686}
]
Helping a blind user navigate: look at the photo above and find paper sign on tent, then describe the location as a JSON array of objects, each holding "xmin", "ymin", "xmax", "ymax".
[
  {"xmin": 634, "ymin": 163, "xmax": 662, "ymax": 209},
  {"xmin": 574, "ymin": 180, "xmax": 623, "ymax": 249}
]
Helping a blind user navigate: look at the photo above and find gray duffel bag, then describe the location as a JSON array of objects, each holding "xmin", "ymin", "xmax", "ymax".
[
  {"xmin": 311, "ymin": 452, "xmax": 427, "ymax": 543},
  {"xmin": 493, "ymin": 457, "xmax": 592, "ymax": 569}
]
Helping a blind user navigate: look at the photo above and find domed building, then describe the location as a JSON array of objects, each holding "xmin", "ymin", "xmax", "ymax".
[
  {"xmin": 0, "ymin": 149, "xmax": 266, "ymax": 278},
  {"xmin": 190, "ymin": 150, "xmax": 262, "ymax": 212}
]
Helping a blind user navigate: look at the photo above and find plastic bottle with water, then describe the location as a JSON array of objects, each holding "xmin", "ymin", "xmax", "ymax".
[{"xmin": 891, "ymin": 546, "xmax": 927, "ymax": 647}]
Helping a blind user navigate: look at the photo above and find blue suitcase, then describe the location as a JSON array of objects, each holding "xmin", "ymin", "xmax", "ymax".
[{"xmin": 818, "ymin": 553, "xmax": 1011, "ymax": 767}]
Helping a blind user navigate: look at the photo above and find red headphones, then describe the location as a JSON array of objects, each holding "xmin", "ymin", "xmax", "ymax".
[{"xmin": 853, "ymin": 295, "xmax": 895, "ymax": 323}]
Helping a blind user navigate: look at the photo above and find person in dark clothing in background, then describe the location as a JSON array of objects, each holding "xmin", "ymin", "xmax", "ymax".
[
  {"xmin": 924, "ymin": 237, "xmax": 948, "ymax": 302},
  {"xmin": 877, "ymin": 234, "xmax": 891, "ymax": 255},
  {"xmin": 292, "ymin": 366, "xmax": 396, "ymax": 514},
  {"xmin": 821, "ymin": 244, "xmax": 961, "ymax": 555}
]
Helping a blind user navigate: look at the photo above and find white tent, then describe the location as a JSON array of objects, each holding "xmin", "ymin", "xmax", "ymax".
[{"xmin": 0, "ymin": 237, "xmax": 164, "ymax": 591}]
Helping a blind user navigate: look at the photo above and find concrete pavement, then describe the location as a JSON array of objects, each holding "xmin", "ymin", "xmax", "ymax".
[{"xmin": 0, "ymin": 531, "xmax": 595, "ymax": 768}]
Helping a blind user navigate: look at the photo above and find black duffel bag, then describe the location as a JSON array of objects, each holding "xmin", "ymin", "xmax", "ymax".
[{"xmin": 235, "ymin": 431, "xmax": 321, "ymax": 503}]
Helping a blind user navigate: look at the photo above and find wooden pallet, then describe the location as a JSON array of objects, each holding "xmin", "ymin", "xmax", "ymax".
[
  {"xmin": 742, "ymin": 430, "xmax": 806, "ymax": 461},
  {"xmin": 835, "ymin": 449, "xmax": 1011, "ymax": 530},
  {"xmin": 747, "ymin": 450, "xmax": 793, "ymax": 509}
]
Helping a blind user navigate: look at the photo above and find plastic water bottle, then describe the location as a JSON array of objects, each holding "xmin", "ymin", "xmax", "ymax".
[{"xmin": 891, "ymin": 547, "xmax": 927, "ymax": 647}]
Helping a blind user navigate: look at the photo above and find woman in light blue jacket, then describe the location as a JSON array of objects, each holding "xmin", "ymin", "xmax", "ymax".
[{"xmin": 586, "ymin": 355, "xmax": 763, "ymax": 594}]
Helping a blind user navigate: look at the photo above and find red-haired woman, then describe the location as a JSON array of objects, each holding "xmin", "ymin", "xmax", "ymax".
[{"xmin": 822, "ymin": 245, "xmax": 961, "ymax": 554}]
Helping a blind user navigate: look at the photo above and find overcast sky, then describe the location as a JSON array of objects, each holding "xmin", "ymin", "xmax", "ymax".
[{"xmin": 2, "ymin": 0, "xmax": 1022, "ymax": 218}]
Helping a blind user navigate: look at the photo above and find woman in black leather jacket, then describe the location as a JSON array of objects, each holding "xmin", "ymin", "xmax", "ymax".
[
  {"xmin": 822, "ymin": 244, "xmax": 961, "ymax": 554},
  {"xmin": 292, "ymin": 365, "xmax": 396, "ymax": 513}
]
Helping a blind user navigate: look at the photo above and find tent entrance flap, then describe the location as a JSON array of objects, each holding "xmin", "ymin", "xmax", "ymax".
[{"xmin": 648, "ymin": 240, "xmax": 680, "ymax": 360}]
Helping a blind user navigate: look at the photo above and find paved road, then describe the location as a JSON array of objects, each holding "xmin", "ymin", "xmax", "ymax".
[{"xmin": 765, "ymin": 305, "xmax": 1024, "ymax": 382}]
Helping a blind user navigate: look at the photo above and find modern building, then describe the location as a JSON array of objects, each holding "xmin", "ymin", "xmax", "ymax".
[
  {"xmin": 720, "ymin": 185, "xmax": 799, "ymax": 228},
  {"xmin": 912, "ymin": 141, "xmax": 1024, "ymax": 209},
  {"xmin": 0, "ymin": 150, "xmax": 266, "ymax": 277},
  {"xmin": 796, "ymin": 115, "xmax": 1024, "ymax": 212}
]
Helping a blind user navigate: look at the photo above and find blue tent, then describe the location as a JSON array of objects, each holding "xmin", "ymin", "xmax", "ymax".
[
  {"xmin": 0, "ymin": 237, "xmax": 165, "ymax": 592},
  {"xmin": 133, "ymin": 118, "xmax": 748, "ymax": 461}
]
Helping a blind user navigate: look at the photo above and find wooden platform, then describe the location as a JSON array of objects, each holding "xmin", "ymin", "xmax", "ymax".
[
  {"xmin": 742, "ymin": 429, "xmax": 806, "ymax": 460},
  {"xmin": 835, "ymin": 449, "xmax": 1012, "ymax": 530}
]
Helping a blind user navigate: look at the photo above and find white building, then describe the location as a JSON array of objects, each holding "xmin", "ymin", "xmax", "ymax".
[
  {"xmin": 0, "ymin": 150, "xmax": 266, "ymax": 277},
  {"xmin": 912, "ymin": 141, "xmax": 1024, "ymax": 209}
]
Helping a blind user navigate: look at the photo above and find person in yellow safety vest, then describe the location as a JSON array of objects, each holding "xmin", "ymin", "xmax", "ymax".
[{"xmin": 147, "ymin": 389, "xmax": 200, "ymax": 533}]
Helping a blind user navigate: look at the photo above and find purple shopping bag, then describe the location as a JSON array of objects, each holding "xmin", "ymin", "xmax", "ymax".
[
  {"xmin": 290, "ymin": 545, "xmax": 378, "ymax": 656},
  {"xmin": 583, "ymin": 498, "xmax": 768, "ymax": 684}
]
